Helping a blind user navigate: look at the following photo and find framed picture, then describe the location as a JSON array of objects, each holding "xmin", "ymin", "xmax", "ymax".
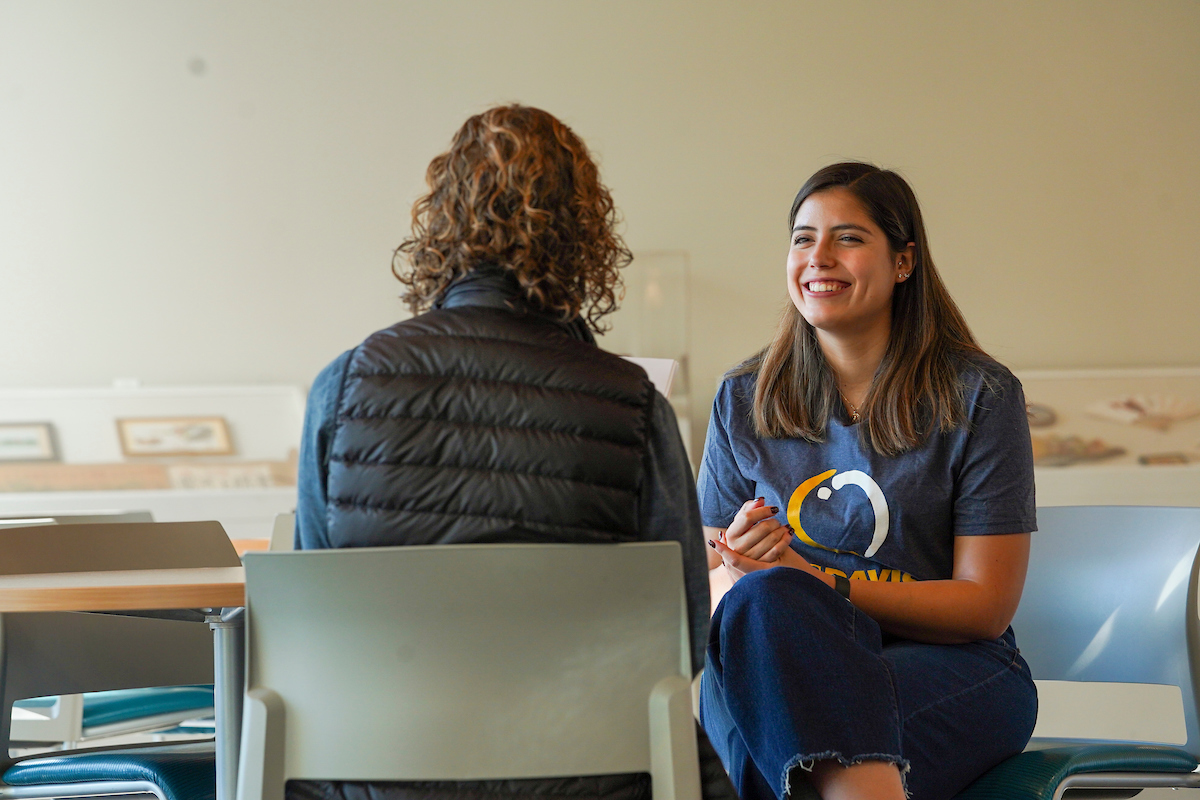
[
  {"xmin": 0, "ymin": 423, "xmax": 59, "ymax": 462},
  {"xmin": 117, "ymin": 416, "xmax": 235, "ymax": 457}
]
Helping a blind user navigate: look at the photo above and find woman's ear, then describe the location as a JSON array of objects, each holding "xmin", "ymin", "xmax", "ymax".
[{"xmin": 895, "ymin": 242, "xmax": 916, "ymax": 283}]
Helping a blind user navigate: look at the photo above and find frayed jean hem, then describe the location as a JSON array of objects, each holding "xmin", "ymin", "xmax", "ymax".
[{"xmin": 782, "ymin": 751, "xmax": 911, "ymax": 799}]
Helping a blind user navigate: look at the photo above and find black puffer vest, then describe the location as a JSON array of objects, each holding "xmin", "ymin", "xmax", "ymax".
[
  {"xmin": 297, "ymin": 272, "xmax": 739, "ymax": 800},
  {"xmin": 324, "ymin": 274, "xmax": 655, "ymax": 549}
]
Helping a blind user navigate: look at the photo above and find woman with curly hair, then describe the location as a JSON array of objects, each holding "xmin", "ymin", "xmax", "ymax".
[{"xmin": 293, "ymin": 105, "xmax": 726, "ymax": 800}]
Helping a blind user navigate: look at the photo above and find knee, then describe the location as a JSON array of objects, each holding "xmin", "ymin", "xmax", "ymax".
[
  {"xmin": 718, "ymin": 568, "xmax": 831, "ymax": 627},
  {"xmin": 719, "ymin": 569, "xmax": 779, "ymax": 617}
]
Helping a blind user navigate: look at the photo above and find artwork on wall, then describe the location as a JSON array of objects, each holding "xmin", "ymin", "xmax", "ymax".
[
  {"xmin": 1025, "ymin": 403, "xmax": 1057, "ymax": 428},
  {"xmin": 1029, "ymin": 433, "xmax": 1125, "ymax": 467},
  {"xmin": 1019, "ymin": 370, "xmax": 1200, "ymax": 468},
  {"xmin": 1085, "ymin": 395, "xmax": 1200, "ymax": 432},
  {"xmin": 117, "ymin": 416, "xmax": 235, "ymax": 457},
  {"xmin": 0, "ymin": 423, "xmax": 58, "ymax": 463}
]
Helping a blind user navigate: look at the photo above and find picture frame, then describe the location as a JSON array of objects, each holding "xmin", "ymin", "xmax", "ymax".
[
  {"xmin": 117, "ymin": 416, "xmax": 235, "ymax": 458},
  {"xmin": 0, "ymin": 422, "xmax": 59, "ymax": 462}
]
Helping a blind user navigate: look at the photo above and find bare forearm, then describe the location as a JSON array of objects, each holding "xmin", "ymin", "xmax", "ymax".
[
  {"xmin": 840, "ymin": 576, "xmax": 1016, "ymax": 644},
  {"xmin": 715, "ymin": 533, "xmax": 1029, "ymax": 645},
  {"xmin": 773, "ymin": 545, "xmax": 1022, "ymax": 644},
  {"xmin": 704, "ymin": 526, "xmax": 723, "ymax": 569}
]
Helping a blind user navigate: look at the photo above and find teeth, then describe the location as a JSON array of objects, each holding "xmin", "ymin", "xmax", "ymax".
[{"xmin": 807, "ymin": 281, "xmax": 846, "ymax": 293}]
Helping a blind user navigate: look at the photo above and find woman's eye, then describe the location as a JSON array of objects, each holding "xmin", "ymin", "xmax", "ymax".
[
  {"xmin": 792, "ymin": 235, "xmax": 812, "ymax": 246},
  {"xmin": 839, "ymin": 235, "xmax": 863, "ymax": 244}
]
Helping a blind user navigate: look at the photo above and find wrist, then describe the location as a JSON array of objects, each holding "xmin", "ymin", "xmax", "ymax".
[{"xmin": 807, "ymin": 564, "xmax": 836, "ymax": 588}]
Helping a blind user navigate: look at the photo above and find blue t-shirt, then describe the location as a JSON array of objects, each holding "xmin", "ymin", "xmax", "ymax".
[{"xmin": 697, "ymin": 359, "xmax": 1036, "ymax": 582}]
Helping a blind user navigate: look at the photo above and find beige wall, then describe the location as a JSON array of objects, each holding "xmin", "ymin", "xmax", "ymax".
[{"xmin": 2, "ymin": 0, "xmax": 1198, "ymax": 453}]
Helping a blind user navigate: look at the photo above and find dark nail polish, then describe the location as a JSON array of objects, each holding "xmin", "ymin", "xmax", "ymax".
[
  {"xmin": 707, "ymin": 539, "xmax": 717, "ymax": 549},
  {"xmin": 770, "ymin": 506, "xmax": 780, "ymax": 514}
]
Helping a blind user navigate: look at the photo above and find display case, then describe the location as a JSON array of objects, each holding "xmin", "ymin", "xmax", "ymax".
[
  {"xmin": 598, "ymin": 251, "xmax": 694, "ymax": 462},
  {"xmin": 1017, "ymin": 367, "xmax": 1200, "ymax": 508}
]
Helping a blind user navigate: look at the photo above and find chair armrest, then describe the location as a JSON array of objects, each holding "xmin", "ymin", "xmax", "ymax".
[
  {"xmin": 650, "ymin": 676, "xmax": 701, "ymax": 800},
  {"xmin": 235, "ymin": 688, "xmax": 285, "ymax": 800}
]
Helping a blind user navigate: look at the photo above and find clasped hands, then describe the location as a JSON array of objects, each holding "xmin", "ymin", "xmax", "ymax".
[{"xmin": 710, "ymin": 497, "xmax": 812, "ymax": 581}]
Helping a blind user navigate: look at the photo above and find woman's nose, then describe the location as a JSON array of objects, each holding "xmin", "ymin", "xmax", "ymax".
[{"xmin": 809, "ymin": 237, "xmax": 834, "ymax": 268}]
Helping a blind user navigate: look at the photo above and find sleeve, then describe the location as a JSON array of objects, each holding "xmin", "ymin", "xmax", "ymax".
[
  {"xmin": 953, "ymin": 371, "xmax": 1038, "ymax": 536},
  {"xmin": 638, "ymin": 391, "xmax": 710, "ymax": 675},
  {"xmin": 695, "ymin": 379, "xmax": 757, "ymax": 529},
  {"xmin": 294, "ymin": 349, "xmax": 353, "ymax": 550}
]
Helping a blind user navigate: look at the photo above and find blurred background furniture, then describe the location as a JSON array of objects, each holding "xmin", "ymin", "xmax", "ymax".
[
  {"xmin": 5, "ymin": 513, "xmax": 216, "ymax": 750},
  {"xmin": 266, "ymin": 514, "xmax": 293, "ymax": 553},
  {"xmin": 1017, "ymin": 368, "xmax": 1200, "ymax": 508},
  {"xmin": 600, "ymin": 252, "xmax": 694, "ymax": 462},
  {"xmin": 0, "ymin": 521, "xmax": 245, "ymax": 800}
]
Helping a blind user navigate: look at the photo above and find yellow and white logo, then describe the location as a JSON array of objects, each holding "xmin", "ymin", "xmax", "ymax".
[{"xmin": 787, "ymin": 468, "xmax": 890, "ymax": 558}]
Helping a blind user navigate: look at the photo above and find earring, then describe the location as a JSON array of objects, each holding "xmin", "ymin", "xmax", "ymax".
[{"xmin": 899, "ymin": 273, "xmax": 910, "ymax": 279}]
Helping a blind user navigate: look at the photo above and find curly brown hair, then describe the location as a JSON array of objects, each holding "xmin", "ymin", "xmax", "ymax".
[{"xmin": 393, "ymin": 105, "xmax": 632, "ymax": 331}]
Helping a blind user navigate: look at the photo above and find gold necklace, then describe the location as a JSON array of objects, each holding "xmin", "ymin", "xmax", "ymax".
[{"xmin": 838, "ymin": 389, "xmax": 861, "ymax": 423}]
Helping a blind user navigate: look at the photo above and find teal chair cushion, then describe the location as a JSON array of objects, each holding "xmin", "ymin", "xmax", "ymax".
[
  {"xmin": 13, "ymin": 685, "xmax": 214, "ymax": 730},
  {"xmin": 956, "ymin": 745, "xmax": 1200, "ymax": 800},
  {"xmin": 12, "ymin": 697, "xmax": 56, "ymax": 711},
  {"xmin": 81, "ymin": 685, "xmax": 214, "ymax": 728},
  {"xmin": 3, "ymin": 743, "xmax": 214, "ymax": 800}
]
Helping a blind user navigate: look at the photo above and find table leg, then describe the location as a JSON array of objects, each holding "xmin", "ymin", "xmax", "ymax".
[{"xmin": 209, "ymin": 608, "xmax": 245, "ymax": 800}]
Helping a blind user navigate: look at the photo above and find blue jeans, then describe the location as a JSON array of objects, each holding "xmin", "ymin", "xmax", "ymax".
[{"xmin": 700, "ymin": 568, "xmax": 1037, "ymax": 800}]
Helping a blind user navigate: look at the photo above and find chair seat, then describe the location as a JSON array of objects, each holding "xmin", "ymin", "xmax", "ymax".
[
  {"xmin": 2, "ymin": 742, "xmax": 215, "ymax": 800},
  {"xmin": 955, "ymin": 745, "xmax": 1200, "ymax": 800}
]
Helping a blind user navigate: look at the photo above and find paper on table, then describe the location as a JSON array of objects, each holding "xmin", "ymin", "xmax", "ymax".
[{"xmin": 621, "ymin": 357, "xmax": 678, "ymax": 399}]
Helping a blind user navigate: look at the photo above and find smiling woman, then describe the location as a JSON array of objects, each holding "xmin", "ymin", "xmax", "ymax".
[
  {"xmin": 747, "ymin": 163, "xmax": 985, "ymax": 456},
  {"xmin": 697, "ymin": 163, "xmax": 1038, "ymax": 800}
]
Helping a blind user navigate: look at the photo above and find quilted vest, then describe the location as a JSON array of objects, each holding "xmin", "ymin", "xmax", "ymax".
[{"xmin": 324, "ymin": 305, "xmax": 654, "ymax": 548}]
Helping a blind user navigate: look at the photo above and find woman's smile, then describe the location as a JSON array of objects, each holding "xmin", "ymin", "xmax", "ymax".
[{"xmin": 804, "ymin": 279, "xmax": 851, "ymax": 295}]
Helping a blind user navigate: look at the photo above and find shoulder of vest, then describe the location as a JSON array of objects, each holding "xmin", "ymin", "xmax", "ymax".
[{"xmin": 345, "ymin": 307, "xmax": 655, "ymax": 408}]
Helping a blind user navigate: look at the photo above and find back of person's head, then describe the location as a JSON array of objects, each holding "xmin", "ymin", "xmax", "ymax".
[{"xmin": 394, "ymin": 104, "xmax": 631, "ymax": 331}]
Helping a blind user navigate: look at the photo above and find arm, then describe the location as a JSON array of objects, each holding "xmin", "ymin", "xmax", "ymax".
[
  {"xmin": 710, "ymin": 532, "xmax": 1030, "ymax": 644},
  {"xmin": 710, "ymin": 368, "xmax": 1037, "ymax": 643},
  {"xmin": 639, "ymin": 391, "xmax": 712, "ymax": 674},
  {"xmin": 294, "ymin": 350, "xmax": 353, "ymax": 550},
  {"xmin": 696, "ymin": 381, "xmax": 790, "ymax": 569},
  {"xmin": 705, "ymin": 497, "xmax": 793, "ymax": 569}
]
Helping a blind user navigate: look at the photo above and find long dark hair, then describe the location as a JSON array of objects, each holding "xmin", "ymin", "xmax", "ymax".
[
  {"xmin": 736, "ymin": 162, "xmax": 988, "ymax": 456},
  {"xmin": 393, "ymin": 104, "xmax": 632, "ymax": 332}
]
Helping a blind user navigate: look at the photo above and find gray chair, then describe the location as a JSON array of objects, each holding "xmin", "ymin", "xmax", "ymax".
[
  {"xmin": 0, "ymin": 512, "xmax": 154, "ymax": 526},
  {"xmin": 0, "ymin": 521, "xmax": 241, "ymax": 800},
  {"xmin": 957, "ymin": 506, "xmax": 1200, "ymax": 799},
  {"xmin": 236, "ymin": 542, "xmax": 701, "ymax": 800},
  {"xmin": 266, "ymin": 514, "xmax": 293, "ymax": 552}
]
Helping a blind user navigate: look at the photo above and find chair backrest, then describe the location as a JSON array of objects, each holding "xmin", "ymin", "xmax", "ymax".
[
  {"xmin": 267, "ymin": 513, "xmax": 293, "ymax": 552},
  {"xmin": 0, "ymin": 511, "xmax": 154, "ymax": 525},
  {"xmin": 238, "ymin": 542, "xmax": 695, "ymax": 795},
  {"xmin": 0, "ymin": 520, "xmax": 240, "ymax": 575},
  {"xmin": 1014, "ymin": 506, "xmax": 1200, "ymax": 756}
]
